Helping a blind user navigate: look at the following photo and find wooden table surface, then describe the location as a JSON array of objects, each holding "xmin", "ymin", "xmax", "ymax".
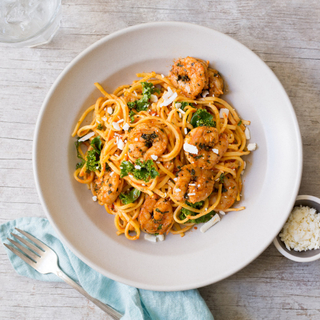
[{"xmin": 1, "ymin": 1, "xmax": 320, "ymax": 319}]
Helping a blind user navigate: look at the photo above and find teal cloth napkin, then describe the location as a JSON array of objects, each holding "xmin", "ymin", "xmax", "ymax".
[{"xmin": 1, "ymin": 217, "xmax": 214, "ymax": 320}]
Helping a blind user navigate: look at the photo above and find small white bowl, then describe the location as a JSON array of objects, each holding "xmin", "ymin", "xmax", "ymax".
[{"xmin": 273, "ymin": 195, "xmax": 320, "ymax": 262}]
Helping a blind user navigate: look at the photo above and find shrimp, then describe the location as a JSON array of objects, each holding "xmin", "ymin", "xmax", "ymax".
[
  {"xmin": 209, "ymin": 175, "xmax": 238, "ymax": 211},
  {"xmin": 93, "ymin": 171, "xmax": 123, "ymax": 205},
  {"xmin": 172, "ymin": 164, "xmax": 214, "ymax": 204},
  {"xmin": 168, "ymin": 57, "xmax": 209, "ymax": 99},
  {"xmin": 184, "ymin": 126, "xmax": 229, "ymax": 169},
  {"xmin": 208, "ymin": 68, "xmax": 224, "ymax": 97},
  {"xmin": 138, "ymin": 194, "xmax": 173, "ymax": 234},
  {"xmin": 128, "ymin": 123, "xmax": 168, "ymax": 161}
]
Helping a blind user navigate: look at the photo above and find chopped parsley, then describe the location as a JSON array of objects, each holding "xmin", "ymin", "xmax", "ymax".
[
  {"xmin": 75, "ymin": 140, "xmax": 85, "ymax": 169},
  {"xmin": 180, "ymin": 101, "xmax": 195, "ymax": 110},
  {"xmin": 179, "ymin": 201, "xmax": 216, "ymax": 224},
  {"xmin": 120, "ymin": 159, "xmax": 160, "ymax": 182},
  {"xmin": 219, "ymin": 173, "xmax": 225, "ymax": 183},
  {"xmin": 75, "ymin": 136, "xmax": 103, "ymax": 172},
  {"xmin": 97, "ymin": 123, "xmax": 103, "ymax": 130},
  {"xmin": 129, "ymin": 110, "xmax": 135, "ymax": 123},
  {"xmin": 119, "ymin": 188, "xmax": 141, "ymax": 205},
  {"xmin": 190, "ymin": 109, "xmax": 216, "ymax": 128},
  {"xmin": 90, "ymin": 136, "xmax": 102, "ymax": 153},
  {"xmin": 127, "ymin": 82, "xmax": 159, "ymax": 112}
]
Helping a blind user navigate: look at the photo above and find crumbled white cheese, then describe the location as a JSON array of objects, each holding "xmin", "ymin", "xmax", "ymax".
[
  {"xmin": 78, "ymin": 132, "xmax": 95, "ymax": 142},
  {"xmin": 161, "ymin": 74, "xmax": 165, "ymax": 78},
  {"xmin": 189, "ymin": 183, "xmax": 196, "ymax": 186},
  {"xmin": 160, "ymin": 87, "xmax": 178, "ymax": 107},
  {"xmin": 219, "ymin": 108, "xmax": 229, "ymax": 118},
  {"xmin": 112, "ymin": 122, "xmax": 121, "ymax": 130},
  {"xmin": 151, "ymin": 155, "xmax": 158, "ymax": 161},
  {"xmin": 123, "ymin": 123, "xmax": 130, "ymax": 131},
  {"xmin": 188, "ymin": 193, "xmax": 196, "ymax": 196},
  {"xmin": 174, "ymin": 178, "xmax": 178, "ymax": 181},
  {"xmin": 134, "ymin": 138, "xmax": 138, "ymax": 141},
  {"xmin": 144, "ymin": 234, "xmax": 157, "ymax": 242},
  {"xmin": 150, "ymin": 94, "xmax": 158, "ymax": 103},
  {"xmin": 200, "ymin": 215, "xmax": 221, "ymax": 233},
  {"xmin": 179, "ymin": 113, "xmax": 182, "ymax": 118},
  {"xmin": 175, "ymin": 188, "xmax": 181, "ymax": 192},
  {"xmin": 175, "ymin": 102, "xmax": 182, "ymax": 109},
  {"xmin": 183, "ymin": 143, "xmax": 198, "ymax": 154},
  {"xmin": 219, "ymin": 211, "xmax": 226, "ymax": 216},
  {"xmin": 102, "ymin": 116, "xmax": 107, "ymax": 121},
  {"xmin": 97, "ymin": 120, "xmax": 100, "ymax": 124},
  {"xmin": 142, "ymin": 184, "xmax": 146, "ymax": 186},
  {"xmin": 117, "ymin": 119, "xmax": 124, "ymax": 124},
  {"xmin": 157, "ymin": 234, "xmax": 164, "ymax": 241},
  {"xmin": 107, "ymin": 107, "xmax": 113, "ymax": 115},
  {"xmin": 245, "ymin": 127, "xmax": 251, "ymax": 140},
  {"xmin": 247, "ymin": 143, "xmax": 257, "ymax": 151},
  {"xmin": 117, "ymin": 138, "xmax": 124, "ymax": 150},
  {"xmin": 202, "ymin": 90, "xmax": 209, "ymax": 98},
  {"xmin": 212, "ymin": 148, "xmax": 219, "ymax": 154},
  {"xmin": 280, "ymin": 206, "xmax": 320, "ymax": 251},
  {"xmin": 110, "ymin": 171, "xmax": 114, "ymax": 176},
  {"xmin": 129, "ymin": 175, "xmax": 134, "ymax": 178},
  {"xmin": 133, "ymin": 90, "xmax": 137, "ymax": 96},
  {"xmin": 177, "ymin": 108, "xmax": 186, "ymax": 115},
  {"xmin": 92, "ymin": 196, "xmax": 98, "ymax": 202},
  {"xmin": 144, "ymin": 234, "xmax": 165, "ymax": 242},
  {"xmin": 135, "ymin": 165, "xmax": 141, "ymax": 170},
  {"xmin": 184, "ymin": 128, "xmax": 188, "ymax": 135}
]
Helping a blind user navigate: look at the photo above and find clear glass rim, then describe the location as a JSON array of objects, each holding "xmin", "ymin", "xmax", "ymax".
[{"xmin": 0, "ymin": 0, "xmax": 62, "ymax": 44}]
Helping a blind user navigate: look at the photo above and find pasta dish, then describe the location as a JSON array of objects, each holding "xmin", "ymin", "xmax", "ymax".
[{"xmin": 72, "ymin": 57, "xmax": 253, "ymax": 241}]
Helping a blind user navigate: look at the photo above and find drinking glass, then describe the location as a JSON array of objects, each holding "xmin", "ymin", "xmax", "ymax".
[{"xmin": 0, "ymin": 0, "xmax": 61, "ymax": 47}]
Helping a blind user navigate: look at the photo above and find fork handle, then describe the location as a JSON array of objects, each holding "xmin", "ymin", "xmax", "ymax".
[{"xmin": 54, "ymin": 269, "xmax": 122, "ymax": 319}]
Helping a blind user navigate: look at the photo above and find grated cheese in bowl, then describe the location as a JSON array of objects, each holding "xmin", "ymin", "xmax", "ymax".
[{"xmin": 279, "ymin": 205, "xmax": 320, "ymax": 251}]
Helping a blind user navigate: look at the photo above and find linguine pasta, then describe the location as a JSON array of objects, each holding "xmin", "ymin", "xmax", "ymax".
[{"xmin": 72, "ymin": 59, "xmax": 252, "ymax": 241}]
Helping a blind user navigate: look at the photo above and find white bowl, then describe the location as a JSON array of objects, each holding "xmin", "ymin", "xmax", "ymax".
[
  {"xmin": 33, "ymin": 22, "xmax": 302, "ymax": 291},
  {"xmin": 273, "ymin": 195, "xmax": 320, "ymax": 262}
]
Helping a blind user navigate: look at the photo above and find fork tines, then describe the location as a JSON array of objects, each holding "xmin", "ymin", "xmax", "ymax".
[{"xmin": 3, "ymin": 228, "xmax": 46, "ymax": 268}]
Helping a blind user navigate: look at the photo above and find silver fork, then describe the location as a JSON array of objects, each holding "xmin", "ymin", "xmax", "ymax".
[{"xmin": 4, "ymin": 228, "xmax": 122, "ymax": 320}]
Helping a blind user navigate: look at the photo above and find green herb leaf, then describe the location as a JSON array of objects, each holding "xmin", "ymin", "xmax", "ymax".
[
  {"xmin": 120, "ymin": 161, "xmax": 135, "ymax": 178},
  {"xmin": 97, "ymin": 123, "xmax": 103, "ymax": 130},
  {"xmin": 119, "ymin": 159, "xmax": 160, "ymax": 182},
  {"xmin": 180, "ymin": 101, "xmax": 194, "ymax": 110},
  {"xmin": 190, "ymin": 109, "xmax": 216, "ymax": 128},
  {"xmin": 76, "ymin": 136, "xmax": 103, "ymax": 172},
  {"xmin": 179, "ymin": 201, "xmax": 216, "ymax": 224},
  {"xmin": 219, "ymin": 173, "xmax": 225, "ymax": 183},
  {"xmin": 90, "ymin": 136, "xmax": 102, "ymax": 153},
  {"xmin": 237, "ymin": 120, "xmax": 242, "ymax": 126},
  {"xmin": 119, "ymin": 188, "xmax": 141, "ymax": 205},
  {"xmin": 75, "ymin": 140, "xmax": 85, "ymax": 169},
  {"xmin": 133, "ymin": 159, "xmax": 160, "ymax": 181},
  {"xmin": 127, "ymin": 82, "xmax": 158, "ymax": 112},
  {"xmin": 129, "ymin": 110, "xmax": 135, "ymax": 123},
  {"xmin": 86, "ymin": 150, "xmax": 101, "ymax": 172}
]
